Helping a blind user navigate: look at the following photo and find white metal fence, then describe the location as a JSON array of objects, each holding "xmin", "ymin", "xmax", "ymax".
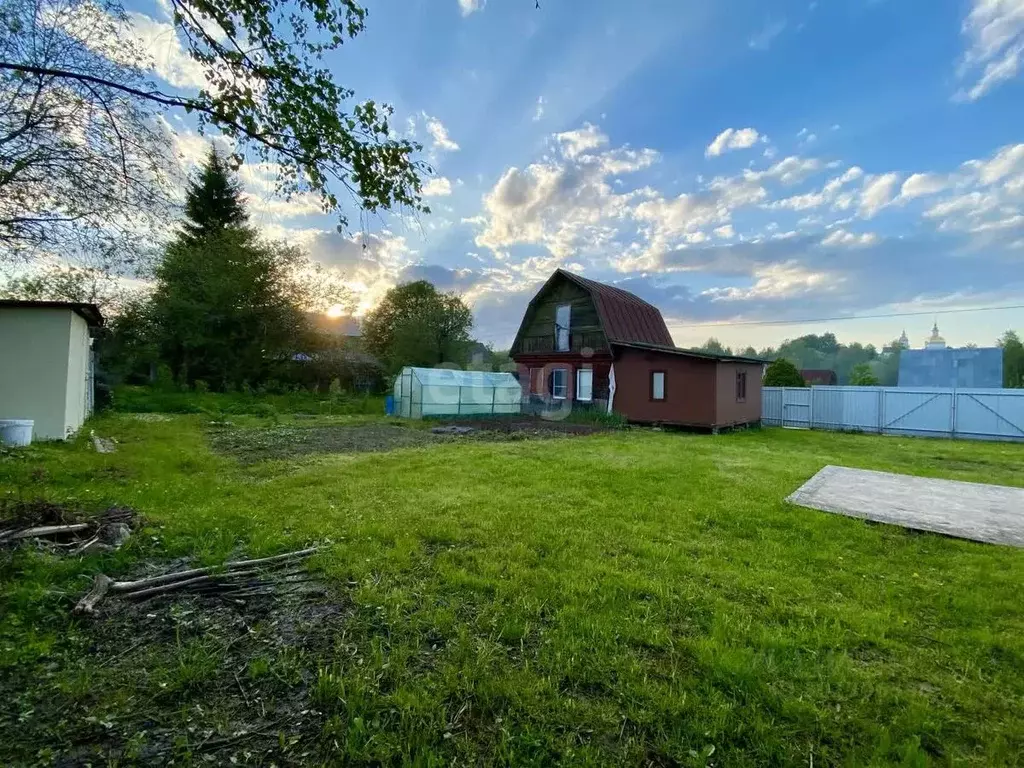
[{"xmin": 762, "ymin": 386, "xmax": 1024, "ymax": 442}]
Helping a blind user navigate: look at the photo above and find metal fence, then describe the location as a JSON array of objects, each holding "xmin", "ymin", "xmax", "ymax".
[{"xmin": 762, "ymin": 386, "xmax": 1024, "ymax": 442}]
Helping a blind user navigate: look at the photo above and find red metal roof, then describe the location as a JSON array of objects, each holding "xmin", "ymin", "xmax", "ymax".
[{"xmin": 557, "ymin": 270, "xmax": 674, "ymax": 346}]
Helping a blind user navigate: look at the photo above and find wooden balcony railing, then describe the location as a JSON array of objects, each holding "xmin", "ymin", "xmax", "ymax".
[{"xmin": 519, "ymin": 331, "xmax": 606, "ymax": 354}]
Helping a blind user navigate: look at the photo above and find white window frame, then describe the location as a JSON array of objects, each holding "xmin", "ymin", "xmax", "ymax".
[
  {"xmin": 551, "ymin": 368, "xmax": 568, "ymax": 400},
  {"xmin": 555, "ymin": 304, "xmax": 571, "ymax": 352},
  {"xmin": 651, "ymin": 371, "xmax": 666, "ymax": 401},
  {"xmin": 576, "ymin": 368, "xmax": 593, "ymax": 402}
]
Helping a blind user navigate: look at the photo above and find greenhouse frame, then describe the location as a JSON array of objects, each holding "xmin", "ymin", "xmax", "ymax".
[{"xmin": 393, "ymin": 367, "xmax": 523, "ymax": 419}]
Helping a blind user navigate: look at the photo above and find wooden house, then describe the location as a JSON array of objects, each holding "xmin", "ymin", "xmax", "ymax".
[{"xmin": 510, "ymin": 270, "xmax": 764, "ymax": 429}]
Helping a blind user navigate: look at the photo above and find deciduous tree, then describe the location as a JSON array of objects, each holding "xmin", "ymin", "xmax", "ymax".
[
  {"xmin": 363, "ymin": 281, "xmax": 473, "ymax": 372},
  {"xmin": 763, "ymin": 358, "xmax": 806, "ymax": 387}
]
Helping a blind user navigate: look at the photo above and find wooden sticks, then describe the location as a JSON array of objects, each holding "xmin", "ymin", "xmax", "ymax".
[{"xmin": 72, "ymin": 547, "xmax": 317, "ymax": 616}]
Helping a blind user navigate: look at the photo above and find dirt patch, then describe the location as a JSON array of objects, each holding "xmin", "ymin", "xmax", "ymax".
[
  {"xmin": 209, "ymin": 419, "xmax": 613, "ymax": 463},
  {"xmin": 0, "ymin": 501, "xmax": 138, "ymax": 554}
]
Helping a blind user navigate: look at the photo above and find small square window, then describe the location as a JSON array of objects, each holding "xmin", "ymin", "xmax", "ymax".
[{"xmin": 651, "ymin": 371, "xmax": 666, "ymax": 400}]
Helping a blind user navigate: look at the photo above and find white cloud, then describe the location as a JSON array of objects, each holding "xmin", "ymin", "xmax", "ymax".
[
  {"xmin": 705, "ymin": 127, "xmax": 762, "ymax": 157},
  {"xmin": 767, "ymin": 166, "xmax": 863, "ymax": 211},
  {"xmin": 425, "ymin": 115, "xmax": 460, "ymax": 152},
  {"xmin": 556, "ymin": 123, "xmax": 609, "ymax": 158},
  {"xmin": 900, "ymin": 173, "xmax": 949, "ymax": 200},
  {"xmin": 972, "ymin": 142, "xmax": 1024, "ymax": 184},
  {"xmin": 125, "ymin": 12, "xmax": 208, "ymax": 89},
  {"xmin": 422, "ymin": 176, "xmax": 453, "ymax": 197},
  {"xmin": 458, "ymin": 0, "xmax": 485, "ymax": 16},
  {"xmin": 751, "ymin": 155, "xmax": 822, "ymax": 185},
  {"xmin": 821, "ymin": 229, "xmax": 879, "ymax": 247},
  {"xmin": 714, "ymin": 225, "xmax": 736, "ymax": 239},
  {"xmin": 533, "ymin": 96, "xmax": 545, "ymax": 122},
  {"xmin": 858, "ymin": 172, "xmax": 902, "ymax": 218},
  {"xmin": 956, "ymin": 0, "xmax": 1024, "ymax": 100},
  {"xmin": 749, "ymin": 19, "xmax": 787, "ymax": 50}
]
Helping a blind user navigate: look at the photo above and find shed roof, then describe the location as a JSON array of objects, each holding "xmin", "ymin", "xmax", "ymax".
[
  {"xmin": 0, "ymin": 300, "xmax": 103, "ymax": 326},
  {"xmin": 611, "ymin": 340, "xmax": 767, "ymax": 365}
]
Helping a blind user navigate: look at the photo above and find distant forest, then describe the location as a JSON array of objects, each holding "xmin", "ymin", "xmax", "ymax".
[{"xmin": 693, "ymin": 331, "xmax": 1024, "ymax": 388}]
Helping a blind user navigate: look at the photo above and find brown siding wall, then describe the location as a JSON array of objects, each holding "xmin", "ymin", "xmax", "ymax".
[
  {"xmin": 611, "ymin": 347, "xmax": 718, "ymax": 425},
  {"xmin": 714, "ymin": 361, "xmax": 763, "ymax": 427}
]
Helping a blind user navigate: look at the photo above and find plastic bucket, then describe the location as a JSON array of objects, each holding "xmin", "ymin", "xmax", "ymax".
[{"xmin": 0, "ymin": 420, "xmax": 34, "ymax": 447}]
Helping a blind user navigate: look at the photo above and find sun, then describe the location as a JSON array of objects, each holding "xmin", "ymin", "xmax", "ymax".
[{"xmin": 325, "ymin": 304, "xmax": 345, "ymax": 318}]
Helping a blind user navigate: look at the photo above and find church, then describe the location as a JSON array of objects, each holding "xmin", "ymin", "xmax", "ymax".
[{"xmin": 897, "ymin": 323, "xmax": 1003, "ymax": 388}]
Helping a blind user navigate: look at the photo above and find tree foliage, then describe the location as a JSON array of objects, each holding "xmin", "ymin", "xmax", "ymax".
[
  {"xmin": 763, "ymin": 358, "xmax": 806, "ymax": 387},
  {"xmin": 0, "ymin": 0, "xmax": 169, "ymax": 261},
  {"xmin": 1, "ymin": 0, "xmax": 427, "ymax": 263},
  {"xmin": 145, "ymin": 151, "xmax": 347, "ymax": 387},
  {"xmin": 362, "ymin": 281, "xmax": 473, "ymax": 373},
  {"xmin": 181, "ymin": 147, "xmax": 248, "ymax": 243},
  {"xmin": 999, "ymin": 330, "xmax": 1024, "ymax": 388},
  {"xmin": 848, "ymin": 362, "xmax": 880, "ymax": 386}
]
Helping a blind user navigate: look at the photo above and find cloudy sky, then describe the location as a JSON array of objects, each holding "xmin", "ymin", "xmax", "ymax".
[{"xmin": 136, "ymin": 0, "xmax": 1022, "ymax": 350}]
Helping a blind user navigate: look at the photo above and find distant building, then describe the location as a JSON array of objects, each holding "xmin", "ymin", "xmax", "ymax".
[
  {"xmin": 800, "ymin": 369, "xmax": 837, "ymax": 386},
  {"xmin": 897, "ymin": 322, "xmax": 1003, "ymax": 388}
]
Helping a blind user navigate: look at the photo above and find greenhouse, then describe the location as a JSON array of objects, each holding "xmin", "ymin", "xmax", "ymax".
[{"xmin": 393, "ymin": 367, "xmax": 522, "ymax": 419}]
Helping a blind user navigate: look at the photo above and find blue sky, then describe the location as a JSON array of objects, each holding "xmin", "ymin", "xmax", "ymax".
[{"xmin": 130, "ymin": 0, "xmax": 1023, "ymax": 350}]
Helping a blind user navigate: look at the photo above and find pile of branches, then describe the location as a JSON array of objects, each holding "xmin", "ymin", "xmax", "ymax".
[
  {"xmin": 74, "ymin": 547, "xmax": 318, "ymax": 616},
  {"xmin": 0, "ymin": 503, "xmax": 136, "ymax": 556}
]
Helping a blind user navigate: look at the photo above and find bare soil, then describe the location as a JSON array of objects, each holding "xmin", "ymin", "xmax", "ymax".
[{"xmin": 208, "ymin": 419, "xmax": 613, "ymax": 463}]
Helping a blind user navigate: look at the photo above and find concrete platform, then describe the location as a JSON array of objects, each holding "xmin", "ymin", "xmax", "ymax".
[{"xmin": 787, "ymin": 465, "xmax": 1024, "ymax": 547}]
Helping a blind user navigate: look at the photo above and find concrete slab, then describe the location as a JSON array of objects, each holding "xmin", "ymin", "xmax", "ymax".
[{"xmin": 787, "ymin": 465, "xmax": 1024, "ymax": 547}]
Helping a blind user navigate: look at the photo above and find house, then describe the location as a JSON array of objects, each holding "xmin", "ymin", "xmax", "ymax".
[
  {"xmin": 0, "ymin": 300, "xmax": 103, "ymax": 440},
  {"xmin": 801, "ymin": 369, "xmax": 838, "ymax": 386},
  {"xmin": 509, "ymin": 270, "xmax": 764, "ymax": 429},
  {"xmin": 898, "ymin": 322, "xmax": 1003, "ymax": 388}
]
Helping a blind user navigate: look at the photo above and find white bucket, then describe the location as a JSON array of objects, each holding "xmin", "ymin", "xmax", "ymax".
[{"xmin": 0, "ymin": 420, "xmax": 34, "ymax": 447}]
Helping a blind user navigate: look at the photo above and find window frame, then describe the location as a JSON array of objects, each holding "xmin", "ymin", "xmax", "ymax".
[
  {"xmin": 736, "ymin": 370, "xmax": 747, "ymax": 402},
  {"xmin": 576, "ymin": 368, "xmax": 594, "ymax": 402},
  {"xmin": 650, "ymin": 370, "xmax": 666, "ymax": 401},
  {"xmin": 551, "ymin": 367, "xmax": 569, "ymax": 400},
  {"xmin": 554, "ymin": 303, "xmax": 571, "ymax": 352}
]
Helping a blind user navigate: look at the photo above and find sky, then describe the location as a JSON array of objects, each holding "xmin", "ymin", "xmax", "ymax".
[{"xmin": 125, "ymin": 0, "xmax": 1023, "ymax": 351}]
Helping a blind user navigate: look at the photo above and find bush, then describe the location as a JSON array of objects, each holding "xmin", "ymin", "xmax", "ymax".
[
  {"xmin": 763, "ymin": 359, "xmax": 806, "ymax": 387},
  {"xmin": 111, "ymin": 385, "xmax": 386, "ymax": 417}
]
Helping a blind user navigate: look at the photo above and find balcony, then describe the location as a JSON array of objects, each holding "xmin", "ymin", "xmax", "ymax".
[{"xmin": 518, "ymin": 331, "xmax": 607, "ymax": 355}]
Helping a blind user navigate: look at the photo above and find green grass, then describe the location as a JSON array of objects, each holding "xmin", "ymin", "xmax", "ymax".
[{"xmin": 2, "ymin": 414, "xmax": 1024, "ymax": 765}]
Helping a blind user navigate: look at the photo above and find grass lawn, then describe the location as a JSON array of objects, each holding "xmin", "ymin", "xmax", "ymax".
[{"xmin": 2, "ymin": 415, "xmax": 1023, "ymax": 766}]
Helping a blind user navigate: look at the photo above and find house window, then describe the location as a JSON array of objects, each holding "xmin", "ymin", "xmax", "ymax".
[
  {"xmin": 651, "ymin": 371, "xmax": 666, "ymax": 401},
  {"xmin": 529, "ymin": 367, "xmax": 543, "ymax": 395},
  {"xmin": 576, "ymin": 368, "xmax": 593, "ymax": 402},
  {"xmin": 551, "ymin": 368, "xmax": 568, "ymax": 399},
  {"xmin": 736, "ymin": 371, "xmax": 747, "ymax": 402},
  {"xmin": 555, "ymin": 304, "xmax": 571, "ymax": 351}
]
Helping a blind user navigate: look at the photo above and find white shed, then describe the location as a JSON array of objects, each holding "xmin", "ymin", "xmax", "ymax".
[
  {"xmin": 0, "ymin": 301, "xmax": 103, "ymax": 440},
  {"xmin": 393, "ymin": 367, "xmax": 522, "ymax": 419}
]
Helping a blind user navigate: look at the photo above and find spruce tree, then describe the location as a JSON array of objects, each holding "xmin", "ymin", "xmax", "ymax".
[{"xmin": 180, "ymin": 147, "xmax": 249, "ymax": 243}]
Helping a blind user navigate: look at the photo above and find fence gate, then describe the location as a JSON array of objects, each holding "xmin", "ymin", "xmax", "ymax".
[
  {"xmin": 761, "ymin": 386, "xmax": 1024, "ymax": 442},
  {"xmin": 781, "ymin": 387, "xmax": 812, "ymax": 429}
]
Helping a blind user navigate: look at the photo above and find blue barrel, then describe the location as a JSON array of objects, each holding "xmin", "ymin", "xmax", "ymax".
[{"xmin": 384, "ymin": 395, "xmax": 395, "ymax": 416}]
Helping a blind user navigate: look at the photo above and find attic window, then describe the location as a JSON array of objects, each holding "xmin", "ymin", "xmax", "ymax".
[{"xmin": 555, "ymin": 304, "xmax": 571, "ymax": 351}]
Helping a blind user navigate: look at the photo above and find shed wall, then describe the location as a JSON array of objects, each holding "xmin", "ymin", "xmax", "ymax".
[
  {"xmin": 715, "ymin": 361, "xmax": 764, "ymax": 427},
  {"xmin": 611, "ymin": 347, "xmax": 717, "ymax": 425},
  {"xmin": 0, "ymin": 308, "xmax": 73, "ymax": 439},
  {"xmin": 64, "ymin": 312, "xmax": 92, "ymax": 436}
]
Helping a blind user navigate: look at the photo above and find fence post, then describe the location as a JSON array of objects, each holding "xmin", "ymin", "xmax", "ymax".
[
  {"xmin": 458, "ymin": 385, "xmax": 463, "ymax": 416},
  {"xmin": 951, "ymin": 390, "xmax": 957, "ymax": 437},
  {"xmin": 878, "ymin": 387, "xmax": 885, "ymax": 434},
  {"xmin": 491, "ymin": 386, "xmax": 495, "ymax": 415},
  {"xmin": 809, "ymin": 387, "xmax": 815, "ymax": 430}
]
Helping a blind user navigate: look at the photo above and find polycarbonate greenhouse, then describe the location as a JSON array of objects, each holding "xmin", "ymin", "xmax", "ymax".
[{"xmin": 393, "ymin": 367, "xmax": 522, "ymax": 419}]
